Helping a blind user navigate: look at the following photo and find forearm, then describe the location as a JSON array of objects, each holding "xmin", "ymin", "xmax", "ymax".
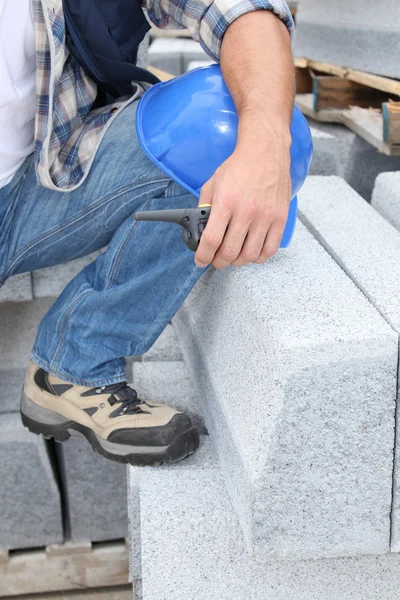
[{"xmin": 220, "ymin": 11, "xmax": 295, "ymax": 151}]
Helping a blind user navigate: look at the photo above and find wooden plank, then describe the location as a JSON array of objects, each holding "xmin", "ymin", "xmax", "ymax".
[
  {"xmin": 147, "ymin": 65, "xmax": 175, "ymax": 82},
  {"xmin": 0, "ymin": 540, "xmax": 129, "ymax": 597},
  {"xmin": 382, "ymin": 102, "xmax": 400, "ymax": 154},
  {"xmin": 295, "ymin": 58, "xmax": 400, "ymax": 97},
  {"xmin": 296, "ymin": 66, "xmax": 313, "ymax": 94},
  {"xmin": 312, "ymin": 76, "xmax": 390, "ymax": 111},
  {"xmin": 0, "ymin": 550, "xmax": 9, "ymax": 565},
  {"xmin": 295, "ymin": 93, "xmax": 393, "ymax": 156}
]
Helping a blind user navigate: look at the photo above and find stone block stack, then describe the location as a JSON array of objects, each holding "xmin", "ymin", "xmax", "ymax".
[
  {"xmin": 293, "ymin": 0, "xmax": 400, "ymax": 78},
  {"xmin": 129, "ymin": 176, "xmax": 400, "ymax": 599}
]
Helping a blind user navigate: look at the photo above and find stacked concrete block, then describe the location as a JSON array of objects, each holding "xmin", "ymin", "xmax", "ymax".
[
  {"xmin": 148, "ymin": 39, "xmax": 210, "ymax": 75},
  {"xmin": 307, "ymin": 120, "xmax": 400, "ymax": 200},
  {"xmin": 0, "ymin": 413, "xmax": 63, "ymax": 550},
  {"xmin": 0, "ymin": 273, "xmax": 32, "ymax": 302},
  {"xmin": 133, "ymin": 323, "xmax": 205, "ymax": 432},
  {"xmin": 32, "ymin": 251, "xmax": 100, "ymax": 298},
  {"xmin": 173, "ymin": 219, "xmax": 397, "ymax": 560},
  {"xmin": 297, "ymin": 175, "xmax": 400, "ymax": 550},
  {"xmin": 294, "ymin": 0, "xmax": 400, "ymax": 79},
  {"xmin": 309, "ymin": 126, "xmax": 341, "ymax": 176},
  {"xmin": 130, "ymin": 437, "xmax": 400, "ymax": 600},
  {"xmin": 372, "ymin": 172, "xmax": 400, "ymax": 232},
  {"xmin": 57, "ymin": 439, "xmax": 128, "ymax": 543},
  {"xmin": 0, "ymin": 298, "xmax": 55, "ymax": 413},
  {"xmin": 186, "ymin": 60, "xmax": 215, "ymax": 72}
]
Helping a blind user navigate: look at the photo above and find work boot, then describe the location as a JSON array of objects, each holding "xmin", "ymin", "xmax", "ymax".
[{"xmin": 21, "ymin": 361, "xmax": 199, "ymax": 466}]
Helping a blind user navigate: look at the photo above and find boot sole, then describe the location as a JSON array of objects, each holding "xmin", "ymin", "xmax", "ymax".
[{"xmin": 20, "ymin": 393, "xmax": 200, "ymax": 466}]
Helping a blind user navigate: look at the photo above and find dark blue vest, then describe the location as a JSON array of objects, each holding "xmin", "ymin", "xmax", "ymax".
[{"xmin": 63, "ymin": 0, "xmax": 160, "ymax": 102}]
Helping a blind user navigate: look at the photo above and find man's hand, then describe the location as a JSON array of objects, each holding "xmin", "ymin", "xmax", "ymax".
[
  {"xmin": 194, "ymin": 9, "xmax": 295, "ymax": 269},
  {"xmin": 195, "ymin": 127, "xmax": 292, "ymax": 269}
]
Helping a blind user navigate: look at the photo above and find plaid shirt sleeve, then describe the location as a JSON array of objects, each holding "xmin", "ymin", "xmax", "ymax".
[{"xmin": 144, "ymin": 0, "xmax": 294, "ymax": 61}]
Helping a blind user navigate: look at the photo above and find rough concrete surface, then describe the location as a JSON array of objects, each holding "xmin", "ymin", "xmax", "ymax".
[
  {"xmin": 0, "ymin": 299, "xmax": 54, "ymax": 413},
  {"xmin": 294, "ymin": 0, "xmax": 400, "ymax": 79},
  {"xmin": 141, "ymin": 323, "xmax": 183, "ymax": 362},
  {"xmin": 0, "ymin": 273, "xmax": 32, "ymax": 303},
  {"xmin": 0, "ymin": 413, "xmax": 63, "ymax": 550},
  {"xmin": 58, "ymin": 438, "xmax": 128, "ymax": 543},
  {"xmin": 132, "ymin": 360, "xmax": 205, "ymax": 432},
  {"xmin": 372, "ymin": 172, "xmax": 400, "ymax": 232},
  {"xmin": 298, "ymin": 175, "xmax": 400, "ymax": 550},
  {"xmin": 130, "ymin": 437, "xmax": 400, "ymax": 600},
  {"xmin": 32, "ymin": 252, "xmax": 101, "ymax": 299},
  {"xmin": 173, "ymin": 220, "xmax": 397, "ymax": 560},
  {"xmin": 307, "ymin": 120, "xmax": 400, "ymax": 200}
]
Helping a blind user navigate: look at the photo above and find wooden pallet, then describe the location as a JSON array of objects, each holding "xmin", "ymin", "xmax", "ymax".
[
  {"xmin": 295, "ymin": 58, "xmax": 400, "ymax": 156},
  {"xmin": 0, "ymin": 539, "xmax": 129, "ymax": 597}
]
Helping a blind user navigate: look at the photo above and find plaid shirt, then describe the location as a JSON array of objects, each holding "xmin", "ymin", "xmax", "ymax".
[{"xmin": 34, "ymin": 0, "xmax": 293, "ymax": 191}]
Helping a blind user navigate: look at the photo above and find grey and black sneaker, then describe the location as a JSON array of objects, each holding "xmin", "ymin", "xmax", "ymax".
[{"xmin": 21, "ymin": 361, "xmax": 199, "ymax": 466}]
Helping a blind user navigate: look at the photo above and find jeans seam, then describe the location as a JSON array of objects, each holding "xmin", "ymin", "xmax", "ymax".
[
  {"xmin": 106, "ymin": 192, "xmax": 161, "ymax": 289},
  {"xmin": 3, "ymin": 176, "xmax": 170, "ymax": 279},
  {"xmin": 49, "ymin": 289, "xmax": 94, "ymax": 373}
]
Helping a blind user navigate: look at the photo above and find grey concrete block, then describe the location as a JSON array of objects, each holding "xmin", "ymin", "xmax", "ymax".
[
  {"xmin": 130, "ymin": 437, "xmax": 400, "ymax": 600},
  {"xmin": 148, "ymin": 39, "xmax": 184, "ymax": 76},
  {"xmin": 0, "ymin": 298, "xmax": 54, "ymax": 371},
  {"xmin": 294, "ymin": 0, "xmax": 400, "ymax": 79},
  {"xmin": 32, "ymin": 252, "xmax": 100, "ymax": 298},
  {"xmin": 180, "ymin": 40, "xmax": 210, "ymax": 73},
  {"xmin": 372, "ymin": 172, "xmax": 400, "ymax": 232},
  {"xmin": 307, "ymin": 120, "xmax": 400, "ymax": 201},
  {"xmin": 173, "ymin": 219, "xmax": 397, "ymax": 560},
  {"xmin": 141, "ymin": 324, "xmax": 183, "ymax": 361},
  {"xmin": 0, "ymin": 413, "xmax": 63, "ymax": 550},
  {"xmin": 58, "ymin": 438, "xmax": 128, "ymax": 543},
  {"xmin": 298, "ymin": 175, "xmax": 400, "ymax": 550},
  {"xmin": 132, "ymin": 361, "xmax": 205, "ymax": 432},
  {"xmin": 186, "ymin": 60, "xmax": 215, "ymax": 72},
  {"xmin": 309, "ymin": 126, "xmax": 341, "ymax": 176},
  {"xmin": 0, "ymin": 273, "xmax": 32, "ymax": 302},
  {"xmin": 137, "ymin": 34, "xmax": 149, "ymax": 68},
  {"xmin": 0, "ymin": 369, "xmax": 26, "ymax": 414}
]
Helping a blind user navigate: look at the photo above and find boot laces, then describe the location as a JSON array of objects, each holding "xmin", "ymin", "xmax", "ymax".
[{"xmin": 100, "ymin": 382, "xmax": 144, "ymax": 415}]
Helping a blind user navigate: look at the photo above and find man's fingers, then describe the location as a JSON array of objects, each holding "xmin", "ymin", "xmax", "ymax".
[
  {"xmin": 253, "ymin": 217, "xmax": 286, "ymax": 264},
  {"xmin": 211, "ymin": 214, "xmax": 250, "ymax": 269},
  {"xmin": 195, "ymin": 202, "xmax": 230, "ymax": 267},
  {"xmin": 230, "ymin": 215, "xmax": 272, "ymax": 267}
]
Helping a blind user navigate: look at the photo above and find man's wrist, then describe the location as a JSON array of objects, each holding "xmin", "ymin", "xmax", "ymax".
[{"xmin": 237, "ymin": 109, "xmax": 292, "ymax": 152}]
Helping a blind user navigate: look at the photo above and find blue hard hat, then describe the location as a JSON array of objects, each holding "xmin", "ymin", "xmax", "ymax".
[{"xmin": 136, "ymin": 64, "xmax": 313, "ymax": 248}]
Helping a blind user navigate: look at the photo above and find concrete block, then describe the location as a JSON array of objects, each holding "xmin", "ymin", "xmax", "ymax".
[
  {"xmin": 294, "ymin": 0, "xmax": 400, "ymax": 79},
  {"xmin": 173, "ymin": 219, "xmax": 397, "ymax": 560},
  {"xmin": 137, "ymin": 34, "xmax": 149, "ymax": 68},
  {"xmin": 0, "ymin": 273, "xmax": 32, "ymax": 302},
  {"xmin": 0, "ymin": 369, "xmax": 26, "ymax": 414},
  {"xmin": 148, "ymin": 39, "xmax": 184, "ymax": 76},
  {"xmin": 298, "ymin": 175, "xmax": 400, "ymax": 550},
  {"xmin": 307, "ymin": 120, "xmax": 400, "ymax": 200},
  {"xmin": 130, "ymin": 437, "xmax": 400, "ymax": 600},
  {"xmin": 309, "ymin": 126, "xmax": 341, "ymax": 176},
  {"xmin": 372, "ymin": 172, "xmax": 400, "ymax": 232},
  {"xmin": 58, "ymin": 438, "xmax": 128, "ymax": 543},
  {"xmin": 32, "ymin": 252, "xmax": 100, "ymax": 298},
  {"xmin": 0, "ymin": 413, "xmax": 63, "ymax": 550},
  {"xmin": 186, "ymin": 60, "xmax": 215, "ymax": 72},
  {"xmin": 180, "ymin": 40, "xmax": 210, "ymax": 73},
  {"xmin": 132, "ymin": 361, "xmax": 205, "ymax": 433},
  {"xmin": 141, "ymin": 324, "xmax": 183, "ymax": 361}
]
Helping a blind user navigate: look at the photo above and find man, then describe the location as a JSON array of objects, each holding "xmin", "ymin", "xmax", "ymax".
[{"xmin": 0, "ymin": 0, "xmax": 294, "ymax": 465}]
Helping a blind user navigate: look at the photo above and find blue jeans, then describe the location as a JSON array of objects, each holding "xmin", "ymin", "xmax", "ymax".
[{"xmin": 0, "ymin": 101, "xmax": 206, "ymax": 386}]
